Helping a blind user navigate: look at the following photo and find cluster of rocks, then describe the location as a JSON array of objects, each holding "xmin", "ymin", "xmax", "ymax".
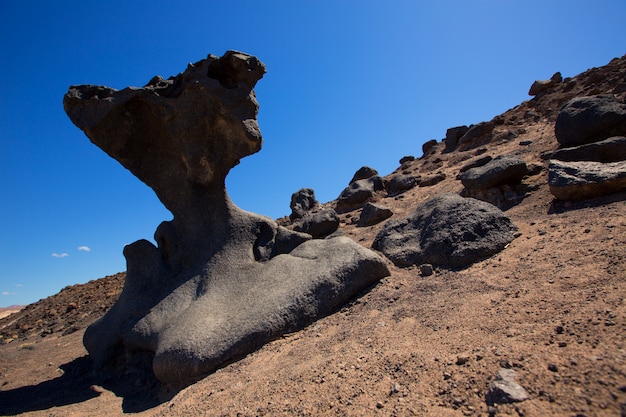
[
  {"xmin": 548, "ymin": 95, "xmax": 626, "ymax": 200},
  {"xmin": 458, "ymin": 155, "xmax": 533, "ymax": 209}
]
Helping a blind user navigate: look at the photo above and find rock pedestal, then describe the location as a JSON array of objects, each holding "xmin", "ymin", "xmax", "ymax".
[{"xmin": 64, "ymin": 51, "xmax": 389, "ymax": 385}]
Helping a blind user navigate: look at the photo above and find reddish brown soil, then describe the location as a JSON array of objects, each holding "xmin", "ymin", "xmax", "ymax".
[{"xmin": 1, "ymin": 56, "xmax": 625, "ymax": 417}]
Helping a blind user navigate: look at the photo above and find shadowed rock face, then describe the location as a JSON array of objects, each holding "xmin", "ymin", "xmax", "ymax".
[{"xmin": 64, "ymin": 51, "xmax": 389, "ymax": 385}]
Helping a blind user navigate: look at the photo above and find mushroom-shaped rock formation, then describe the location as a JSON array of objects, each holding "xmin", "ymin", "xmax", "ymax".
[{"xmin": 64, "ymin": 51, "xmax": 389, "ymax": 385}]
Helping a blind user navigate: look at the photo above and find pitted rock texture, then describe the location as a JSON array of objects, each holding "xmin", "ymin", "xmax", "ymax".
[
  {"xmin": 372, "ymin": 193, "xmax": 518, "ymax": 269},
  {"xmin": 555, "ymin": 95, "xmax": 626, "ymax": 146},
  {"xmin": 548, "ymin": 159, "xmax": 626, "ymax": 201},
  {"xmin": 63, "ymin": 51, "xmax": 389, "ymax": 385}
]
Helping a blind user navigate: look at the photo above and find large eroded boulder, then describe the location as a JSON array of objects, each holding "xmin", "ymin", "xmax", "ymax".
[
  {"xmin": 64, "ymin": 51, "xmax": 389, "ymax": 385},
  {"xmin": 372, "ymin": 193, "xmax": 518, "ymax": 269},
  {"xmin": 555, "ymin": 95, "xmax": 626, "ymax": 147}
]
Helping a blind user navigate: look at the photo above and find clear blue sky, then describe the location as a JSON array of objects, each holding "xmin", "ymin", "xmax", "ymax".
[{"xmin": 1, "ymin": 1, "xmax": 624, "ymax": 307}]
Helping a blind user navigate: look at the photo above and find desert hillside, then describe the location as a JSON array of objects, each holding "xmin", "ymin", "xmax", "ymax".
[{"xmin": 0, "ymin": 55, "xmax": 625, "ymax": 417}]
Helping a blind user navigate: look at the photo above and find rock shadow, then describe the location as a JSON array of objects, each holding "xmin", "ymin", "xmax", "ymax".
[
  {"xmin": 0, "ymin": 355, "xmax": 174, "ymax": 415},
  {"xmin": 548, "ymin": 190, "xmax": 626, "ymax": 214}
]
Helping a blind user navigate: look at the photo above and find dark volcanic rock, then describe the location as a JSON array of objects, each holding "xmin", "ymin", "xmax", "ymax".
[
  {"xmin": 350, "ymin": 166, "xmax": 379, "ymax": 184},
  {"xmin": 548, "ymin": 159, "xmax": 626, "ymax": 201},
  {"xmin": 528, "ymin": 71, "xmax": 562, "ymax": 96},
  {"xmin": 458, "ymin": 155, "xmax": 493, "ymax": 174},
  {"xmin": 293, "ymin": 209, "xmax": 340, "ymax": 238},
  {"xmin": 422, "ymin": 139, "xmax": 438, "ymax": 156},
  {"xmin": 336, "ymin": 176, "xmax": 385, "ymax": 213},
  {"xmin": 555, "ymin": 95, "xmax": 626, "ymax": 146},
  {"xmin": 358, "ymin": 202, "xmax": 393, "ymax": 227},
  {"xmin": 457, "ymin": 121, "xmax": 495, "ymax": 151},
  {"xmin": 386, "ymin": 174, "xmax": 419, "ymax": 196},
  {"xmin": 444, "ymin": 125, "xmax": 469, "ymax": 152},
  {"xmin": 290, "ymin": 188, "xmax": 319, "ymax": 220},
  {"xmin": 372, "ymin": 193, "xmax": 518, "ymax": 269},
  {"xmin": 551, "ymin": 136, "xmax": 626, "ymax": 163},
  {"xmin": 399, "ymin": 155, "xmax": 415, "ymax": 165},
  {"xmin": 460, "ymin": 155, "xmax": 528, "ymax": 190},
  {"xmin": 64, "ymin": 51, "xmax": 389, "ymax": 385}
]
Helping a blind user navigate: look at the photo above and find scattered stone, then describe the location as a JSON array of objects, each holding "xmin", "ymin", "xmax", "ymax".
[
  {"xmin": 458, "ymin": 155, "xmax": 493, "ymax": 174},
  {"xmin": 64, "ymin": 51, "xmax": 390, "ymax": 385},
  {"xmin": 456, "ymin": 354, "xmax": 470, "ymax": 365},
  {"xmin": 460, "ymin": 155, "xmax": 528, "ymax": 190},
  {"xmin": 422, "ymin": 139, "xmax": 439, "ymax": 156},
  {"xmin": 548, "ymin": 363, "xmax": 559, "ymax": 372},
  {"xmin": 386, "ymin": 174, "xmax": 419, "ymax": 196},
  {"xmin": 419, "ymin": 264, "xmax": 434, "ymax": 276},
  {"xmin": 358, "ymin": 203, "xmax": 393, "ymax": 227},
  {"xmin": 528, "ymin": 71, "xmax": 562, "ymax": 96},
  {"xmin": 336, "ymin": 176, "xmax": 385, "ymax": 213},
  {"xmin": 444, "ymin": 125, "xmax": 470, "ymax": 152},
  {"xmin": 457, "ymin": 121, "xmax": 496, "ymax": 151},
  {"xmin": 419, "ymin": 172, "xmax": 446, "ymax": 187},
  {"xmin": 290, "ymin": 188, "xmax": 319, "ymax": 221},
  {"xmin": 293, "ymin": 209, "xmax": 340, "ymax": 238},
  {"xmin": 555, "ymin": 95, "xmax": 626, "ymax": 146},
  {"xmin": 486, "ymin": 369, "xmax": 529, "ymax": 405},
  {"xmin": 349, "ymin": 166, "xmax": 379, "ymax": 185},
  {"xmin": 519, "ymin": 140, "xmax": 533, "ymax": 146},
  {"xmin": 548, "ymin": 159, "xmax": 626, "ymax": 200},
  {"xmin": 551, "ymin": 136, "xmax": 626, "ymax": 163},
  {"xmin": 399, "ymin": 155, "xmax": 415, "ymax": 165},
  {"xmin": 372, "ymin": 193, "xmax": 518, "ymax": 269}
]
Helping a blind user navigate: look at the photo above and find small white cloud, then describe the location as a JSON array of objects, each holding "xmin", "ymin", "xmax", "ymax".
[
  {"xmin": 77, "ymin": 246, "xmax": 91, "ymax": 252},
  {"xmin": 15, "ymin": 284, "xmax": 22, "ymax": 287},
  {"xmin": 52, "ymin": 252, "xmax": 69, "ymax": 258},
  {"xmin": 2, "ymin": 291, "xmax": 9, "ymax": 296}
]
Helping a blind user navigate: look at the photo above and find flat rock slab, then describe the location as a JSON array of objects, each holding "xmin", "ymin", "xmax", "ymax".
[
  {"xmin": 551, "ymin": 136, "xmax": 626, "ymax": 163},
  {"xmin": 460, "ymin": 155, "xmax": 528, "ymax": 190},
  {"xmin": 548, "ymin": 159, "xmax": 626, "ymax": 201},
  {"xmin": 372, "ymin": 193, "xmax": 518, "ymax": 269}
]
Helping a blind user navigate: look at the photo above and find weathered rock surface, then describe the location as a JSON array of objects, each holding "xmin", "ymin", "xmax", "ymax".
[
  {"xmin": 457, "ymin": 121, "xmax": 495, "ymax": 151},
  {"xmin": 293, "ymin": 209, "xmax": 340, "ymax": 238},
  {"xmin": 486, "ymin": 369, "xmax": 529, "ymax": 405},
  {"xmin": 460, "ymin": 155, "xmax": 528, "ymax": 190},
  {"xmin": 421, "ymin": 139, "xmax": 439, "ymax": 156},
  {"xmin": 64, "ymin": 51, "xmax": 389, "ymax": 385},
  {"xmin": 458, "ymin": 155, "xmax": 493, "ymax": 174},
  {"xmin": 551, "ymin": 136, "xmax": 626, "ymax": 163},
  {"xmin": 336, "ymin": 176, "xmax": 385, "ymax": 213},
  {"xmin": 290, "ymin": 188, "xmax": 318, "ymax": 220},
  {"xmin": 372, "ymin": 193, "xmax": 518, "ymax": 269},
  {"xmin": 528, "ymin": 71, "xmax": 562, "ymax": 96},
  {"xmin": 444, "ymin": 125, "xmax": 469, "ymax": 152},
  {"xmin": 358, "ymin": 202, "xmax": 393, "ymax": 227},
  {"xmin": 555, "ymin": 95, "xmax": 626, "ymax": 146},
  {"xmin": 548, "ymin": 159, "xmax": 626, "ymax": 200},
  {"xmin": 349, "ymin": 166, "xmax": 378, "ymax": 184},
  {"xmin": 385, "ymin": 174, "xmax": 419, "ymax": 196}
]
